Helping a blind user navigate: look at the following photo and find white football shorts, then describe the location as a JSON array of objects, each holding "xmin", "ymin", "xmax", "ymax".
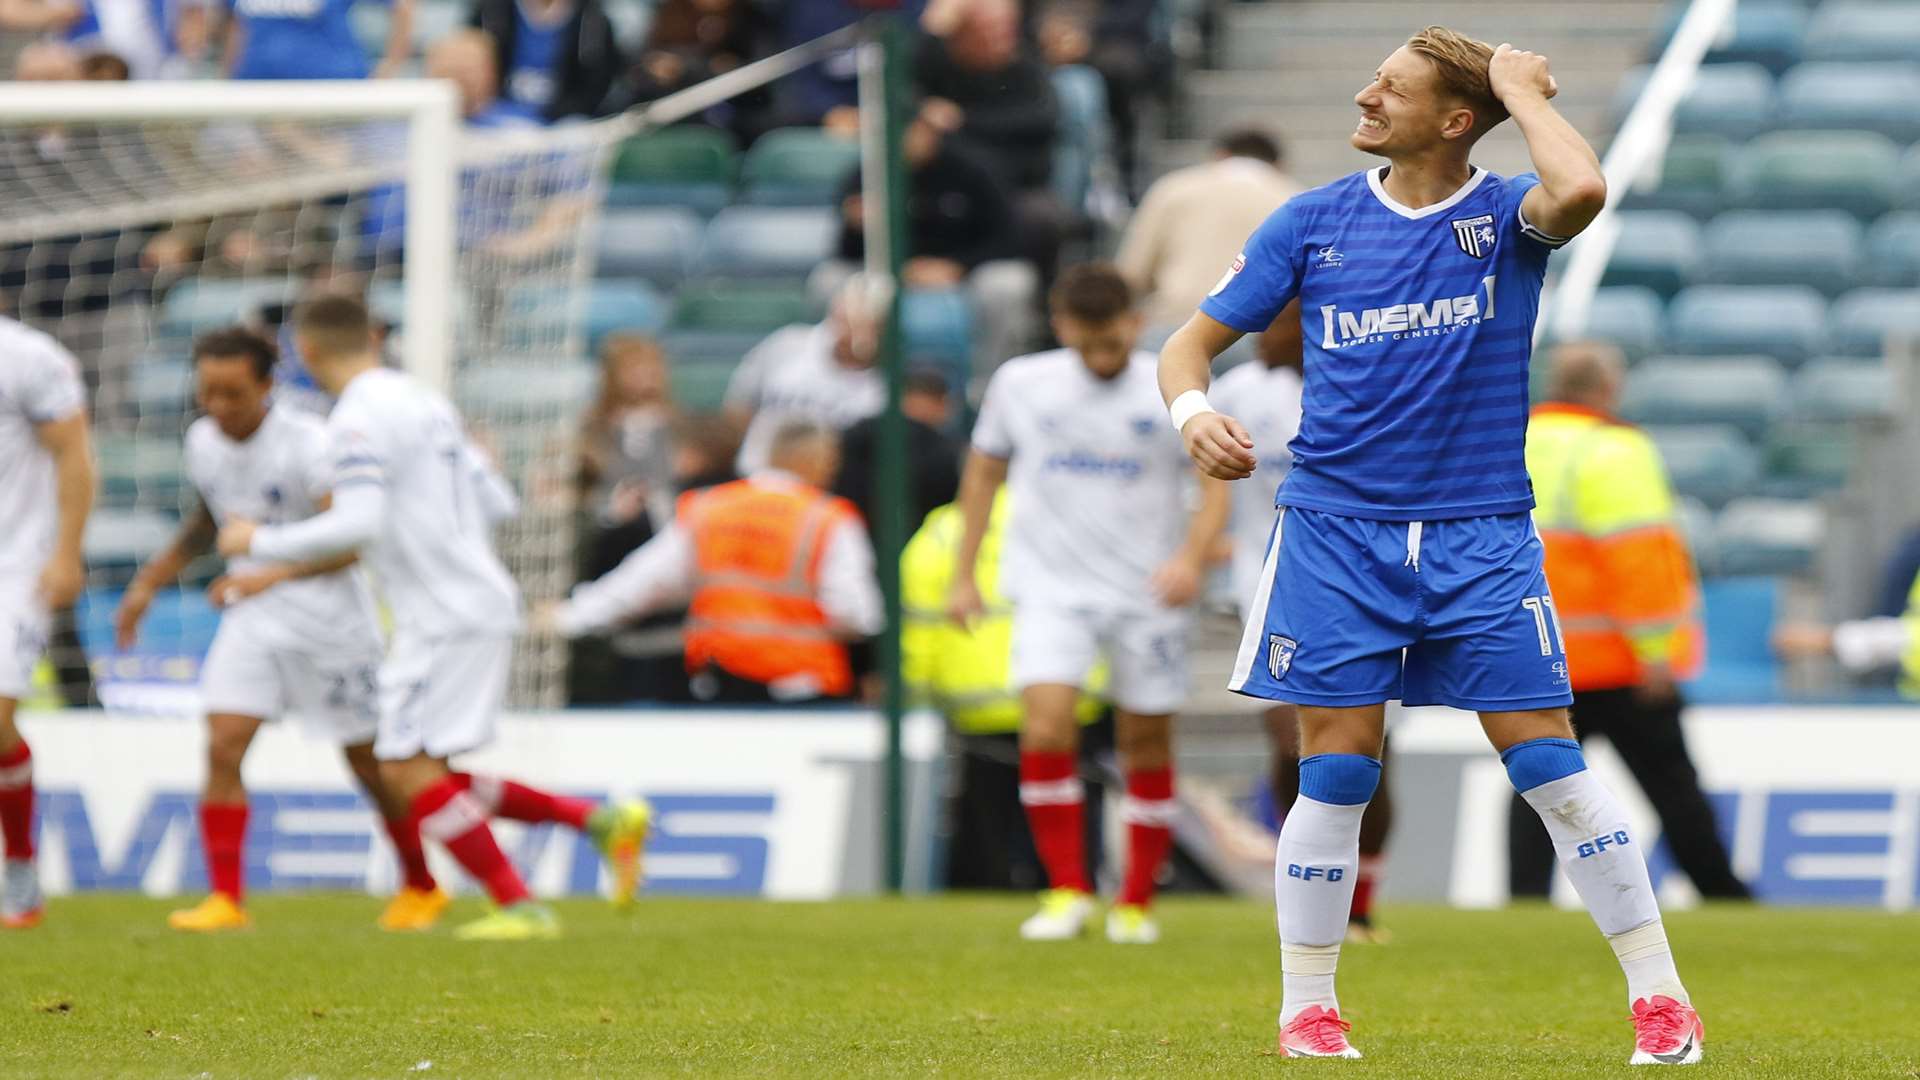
[
  {"xmin": 0, "ymin": 584, "xmax": 50, "ymax": 702},
  {"xmin": 200, "ymin": 617, "xmax": 381, "ymax": 745},
  {"xmin": 373, "ymin": 633, "xmax": 512, "ymax": 761},
  {"xmin": 1010, "ymin": 603, "xmax": 1191, "ymax": 715}
]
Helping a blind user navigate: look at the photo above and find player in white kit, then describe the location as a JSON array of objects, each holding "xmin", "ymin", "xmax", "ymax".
[
  {"xmin": 949, "ymin": 264, "xmax": 1229, "ymax": 944},
  {"xmin": 115, "ymin": 328, "xmax": 448, "ymax": 933},
  {"xmin": 0, "ymin": 316, "xmax": 95, "ymax": 930},
  {"xmin": 217, "ymin": 296, "xmax": 650, "ymax": 941}
]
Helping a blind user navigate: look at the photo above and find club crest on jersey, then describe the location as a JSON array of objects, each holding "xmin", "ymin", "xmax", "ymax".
[
  {"xmin": 1267, "ymin": 635, "xmax": 1297, "ymax": 680},
  {"xmin": 1451, "ymin": 214, "xmax": 1497, "ymax": 259}
]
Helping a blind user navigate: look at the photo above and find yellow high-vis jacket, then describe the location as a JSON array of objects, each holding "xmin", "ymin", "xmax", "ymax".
[
  {"xmin": 1831, "ymin": 570, "xmax": 1920, "ymax": 697},
  {"xmin": 900, "ymin": 493, "xmax": 1104, "ymax": 734},
  {"xmin": 1527, "ymin": 404, "xmax": 1704, "ymax": 692}
]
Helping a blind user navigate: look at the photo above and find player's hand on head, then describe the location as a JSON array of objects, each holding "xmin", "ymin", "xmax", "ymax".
[
  {"xmin": 36, "ymin": 550, "xmax": 84, "ymax": 609},
  {"xmin": 216, "ymin": 518, "xmax": 257, "ymax": 558},
  {"xmin": 113, "ymin": 582, "xmax": 153, "ymax": 650},
  {"xmin": 946, "ymin": 576, "xmax": 986, "ymax": 629},
  {"xmin": 1489, "ymin": 43, "xmax": 1557, "ymax": 104},
  {"xmin": 1181, "ymin": 412, "xmax": 1257, "ymax": 481}
]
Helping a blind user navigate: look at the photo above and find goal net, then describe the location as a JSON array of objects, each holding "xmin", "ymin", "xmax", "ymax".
[{"xmin": 0, "ymin": 81, "xmax": 617, "ymax": 712}]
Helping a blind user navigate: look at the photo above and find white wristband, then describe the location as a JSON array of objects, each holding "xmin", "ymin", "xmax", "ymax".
[{"xmin": 1169, "ymin": 389, "xmax": 1215, "ymax": 432}]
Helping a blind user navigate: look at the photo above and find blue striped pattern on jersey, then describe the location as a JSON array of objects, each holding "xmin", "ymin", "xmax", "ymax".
[{"xmin": 1201, "ymin": 167, "xmax": 1565, "ymax": 521}]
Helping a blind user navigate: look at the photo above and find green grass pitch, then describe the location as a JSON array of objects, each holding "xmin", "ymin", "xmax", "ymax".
[{"xmin": 2, "ymin": 895, "xmax": 1915, "ymax": 1078}]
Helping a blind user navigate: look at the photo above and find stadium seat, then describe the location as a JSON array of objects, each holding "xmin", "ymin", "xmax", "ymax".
[
  {"xmin": 1653, "ymin": 4, "xmax": 1806, "ymax": 72},
  {"xmin": 901, "ymin": 289, "xmax": 973, "ymax": 374},
  {"xmin": 1663, "ymin": 285, "xmax": 1826, "ymax": 365},
  {"xmin": 1803, "ymin": 2, "xmax": 1920, "ymax": 63},
  {"xmin": 1614, "ymin": 63, "xmax": 1774, "ymax": 140},
  {"xmin": 1578, "ymin": 286, "xmax": 1666, "ymax": 360},
  {"xmin": 158, "ymin": 278, "xmax": 295, "ymax": 339},
  {"xmin": 129, "ymin": 358, "xmax": 193, "ymax": 423},
  {"xmin": 452, "ymin": 363, "xmax": 597, "ymax": 423},
  {"xmin": 695, "ymin": 206, "xmax": 839, "ymax": 279},
  {"xmin": 669, "ymin": 360, "xmax": 737, "ymax": 413},
  {"xmin": 74, "ymin": 585, "xmax": 220, "ymax": 661},
  {"xmin": 505, "ymin": 279, "xmax": 668, "ymax": 353},
  {"xmin": 1762, "ymin": 423, "xmax": 1855, "ymax": 498},
  {"xmin": 671, "ymin": 281, "xmax": 821, "ymax": 332},
  {"xmin": 1645, "ymin": 424, "xmax": 1761, "ymax": 507},
  {"xmin": 1618, "ymin": 135, "xmax": 1730, "ymax": 219},
  {"xmin": 1715, "ymin": 497, "xmax": 1825, "ymax": 576},
  {"xmin": 593, "ymin": 207, "xmax": 703, "ymax": 286},
  {"xmin": 1699, "ymin": 210, "xmax": 1862, "ymax": 295},
  {"xmin": 607, "ymin": 127, "xmax": 737, "ymax": 217},
  {"xmin": 1826, "ymin": 287, "xmax": 1920, "ymax": 357},
  {"xmin": 1600, "ymin": 211, "xmax": 1700, "ymax": 298},
  {"xmin": 1863, "ymin": 212, "xmax": 1920, "ymax": 287},
  {"xmin": 1051, "ymin": 64, "xmax": 1110, "ymax": 211},
  {"xmin": 365, "ymin": 279, "xmax": 472, "ymax": 331},
  {"xmin": 1621, "ymin": 356, "xmax": 1786, "ymax": 437},
  {"xmin": 661, "ymin": 328, "xmax": 769, "ymax": 371},
  {"xmin": 1676, "ymin": 496, "xmax": 1720, "ymax": 576},
  {"xmin": 1776, "ymin": 63, "xmax": 1920, "ymax": 143},
  {"xmin": 739, "ymin": 128, "xmax": 862, "ymax": 207},
  {"xmin": 83, "ymin": 508, "xmax": 178, "ymax": 584},
  {"xmin": 1902, "ymin": 145, "xmax": 1920, "ymax": 211},
  {"xmin": 94, "ymin": 434, "xmax": 186, "ymax": 510},
  {"xmin": 1688, "ymin": 577, "xmax": 1782, "ymax": 702},
  {"xmin": 1789, "ymin": 357, "xmax": 1898, "ymax": 422},
  {"xmin": 1727, "ymin": 132, "xmax": 1902, "ymax": 219}
]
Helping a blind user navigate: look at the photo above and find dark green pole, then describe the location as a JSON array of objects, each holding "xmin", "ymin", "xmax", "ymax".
[{"xmin": 867, "ymin": 12, "xmax": 911, "ymax": 894}]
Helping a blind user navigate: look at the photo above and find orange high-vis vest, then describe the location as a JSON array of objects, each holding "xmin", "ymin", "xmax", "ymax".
[
  {"xmin": 678, "ymin": 478, "xmax": 863, "ymax": 697},
  {"xmin": 1527, "ymin": 404, "xmax": 1705, "ymax": 692}
]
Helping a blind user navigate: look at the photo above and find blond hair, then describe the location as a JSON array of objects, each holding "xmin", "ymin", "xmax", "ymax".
[{"xmin": 1406, "ymin": 26, "xmax": 1507, "ymax": 134}]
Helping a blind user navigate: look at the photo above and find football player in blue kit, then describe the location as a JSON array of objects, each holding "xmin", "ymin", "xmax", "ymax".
[{"xmin": 1157, "ymin": 26, "xmax": 1704, "ymax": 1066}]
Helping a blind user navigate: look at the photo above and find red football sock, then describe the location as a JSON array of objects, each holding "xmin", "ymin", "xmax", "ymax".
[
  {"xmin": 410, "ymin": 777, "xmax": 530, "ymax": 906},
  {"xmin": 461, "ymin": 773, "xmax": 593, "ymax": 830},
  {"xmin": 382, "ymin": 814, "xmax": 438, "ymax": 893},
  {"xmin": 1349, "ymin": 854, "xmax": 1383, "ymax": 923},
  {"xmin": 1119, "ymin": 765, "xmax": 1176, "ymax": 907},
  {"xmin": 200, "ymin": 800, "xmax": 248, "ymax": 901},
  {"xmin": 0, "ymin": 740, "xmax": 35, "ymax": 861},
  {"xmin": 1018, "ymin": 750, "xmax": 1088, "ymax": 893}
]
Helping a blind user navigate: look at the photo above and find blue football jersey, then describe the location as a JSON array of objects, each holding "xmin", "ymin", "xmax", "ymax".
[
  {"xmin": 229, "ymin": 0, "xmax": 375, "ymax": 81},
  {"xmin": 1200, "ymin": 166, "xmax": 1567, "ymax": 522}
]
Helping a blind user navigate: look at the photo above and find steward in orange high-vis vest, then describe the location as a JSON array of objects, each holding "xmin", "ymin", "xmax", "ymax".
[
  {"xmin": 1508, "ymin": 343, "xmax": 1749, "ymax": 902},
  {"xmin": 550, "ymin": 422, "xmax": 884, "ymax": 704}
]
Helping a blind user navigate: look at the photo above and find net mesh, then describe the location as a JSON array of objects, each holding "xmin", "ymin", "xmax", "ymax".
[{"xmin": 0, "ymin": 104, "xmax": 620, "ymax": 712}]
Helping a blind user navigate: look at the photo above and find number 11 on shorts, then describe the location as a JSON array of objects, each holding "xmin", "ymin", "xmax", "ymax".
[{"xmin": 1520, "ymin": 595, "xmax": 1563, "ymax": 657}]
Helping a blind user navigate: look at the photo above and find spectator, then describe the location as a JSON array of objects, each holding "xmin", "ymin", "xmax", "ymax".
[
  {"xmin": 77, "ymin": 48, "xmax": 130, "ymax": 78},
  {"xmin": 0, "ymin": 0, "xmax": 205, "ymax": 79},
  {"xmin": 917, "ymin": 0, "xmax": 1066, "ymax": 280},
  {"xmin": 1115, "ymin": 128, "xmax": 1302, "ymax": 329},
  {"xmin": 775, "ymin": 0, "xmax": 926, "ymax": 133},
  {"xmin": 832, "ymin": 366, "xmax": 961, "ymax": 543},
  {"xmin": 625, "ymin": 0, "xmax": 774, "ymax": 138},
  {"xmin": 1033, "ymin": 0, "xmax": 1166, "ymax": 196},
  {"xmin": 468, "ymin": 0, "xmax": 623, "ymax": 123},
  {"xmin": 427, "ymin": 27, "xmax": 540, "ymax": 126},
  {"xmin": 723, "ymin": 274, "xmax": 885, "ymax": 474},
  {"xmin": 1513, "ymin": 342, "xmax": 1749, "ymax": 901},
  {"xmin": 576, "ymin": 333, "xmax": 677, "ymax": 580},
  {"xmin": 549, "ymin": 421, "xmax": 884, "ymax": 705},
  {"xmin": 828, "ymin": 101, "xmax": 1039, "ymax": 371},
  {"xmin": 223, "ymin": 0, "xmax": 413, "ymax": 81},
  {"xmin": 10, "ymin": 37, "xmax": 83, "ymax": 81}
]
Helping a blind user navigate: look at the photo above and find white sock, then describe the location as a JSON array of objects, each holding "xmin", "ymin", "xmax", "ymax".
[
  {"xmin": 1517, "ymin": 769, "xmax": 1688, "ymax": 1004},
  {"xmin": 1275, "ymin": 795, "xmax": 1365, "ymax": 1023}
]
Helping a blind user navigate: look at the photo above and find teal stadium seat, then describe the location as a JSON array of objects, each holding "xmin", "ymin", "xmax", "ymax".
[
  {"xmin": 695, "ymin": 206, "xmax": 838, "ymax": 279},
  {"xmin": 1601, "ymin": 211, "xmax": 1700, "ymax": 297},
  {"xmin": 1902, "ymin": 145, "xmax": 1920, "ymax": 210},
  {"xmin": 1728, "ymin": 132, "xmax": 1901, "ymax": 219},
  {"xmin": 1700, "ymin": 210, "xmax": 1861, "ymax": 295},
  {"xmin": 94, "ymin": 434, "xmax": 186, "ymax": 510},
  {"xmin": 75, "ymin": 586, "xmax": 220, "ymax": 660},
  {"xmin": 670, "ymin": 363, "xmax": 736, "ymax": 413},
  {"xmin": 1619, "ymin": 135, "xmax": 1729, "ymax": 219},
  {"xmin": 84, "ymin": 508, "xmax": 179, "ymax": 586},
  {"xmin": 607, "ymin": 127, "xmax": 737, "ymax": 216},
  {"xmin": 1825, "ymin": 288, "xmax": 1920, "ymax": 356},
  {"xmin": 662, "ymin": 283, "xmax": 819, "ymax": 381},
  {"xmin": 505, "ymin": 279, "xmax": 668, "ymax": 353},
  {"xmin": 901, "ymin": 289, "xmax": 973, "ymax": 376},
  {"xmin": 1654, "ymin": 4, "xmax": 1806, "ymax": 72},
  {"xmin": 1762, "ymin": 424, "xmax": 1855, "ymax": 498},
  {"xmin": 129, "ymin": 358, "xmax": 193, "ymax": 425},
  {"xmin": 453, "ymin": 363, "xmax": 597, "ymax": 424},
  {"xmin": 1664, "ymin": 285, "xmax": 1826, "ymax": 364},
  {"xmin": 1614, "ymin": 63, "xmax": 1774, "ymax": 140},
  {"xmin": 1863, "ymin": 212, "xmax": 1920, "ymax": 287},
  {"xmin": 739, "ymin": 127, "xmax": 862, "ymax": 207},
  {"xmin": 159, "ymin": 278, "xmax": 294, "ymax": 339},
  {"xmin": 1776, "ymin": 63, "xmax": 1920, "ymax": 143},
  {"xmin": 1790, "ymin": 357, "xmax": 1898, "ymax": 422},
  {"xmin": 1646, "ymin": 424, "xmax": 1761, "ymax": 508},
  {"xmin": 594, "ymin": 207, "xmax": 703, "ymax": 286},
  {"xmin": 1715, "ymin": 497, "xmax": 1824, "ymax": 576},
  {"xmin": 1051, "ymin": 64, "xmax": 1110, "ymax": 210},
  {"xmin": 1621, "ymin": 356, "xmax": 1786, "ymax": 437},
  {"xmin": 1689, "ymin": 577, "xmax": 1782, "ymax": 701},
  {"xmin": 1803, "ymin": 2, "xmax": 1920, "ymax": 63},
  {"xmin": 1578, "ymin": 286, "xmax": 1665, "ymax": 359},
  {"xmin": 1677, "ymin": 496, "xmax": 1720, "ymax": 576}
]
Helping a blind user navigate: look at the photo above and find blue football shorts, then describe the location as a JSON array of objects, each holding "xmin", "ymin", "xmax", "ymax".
[{"xmin": 1228, "ymin": 507, "xmax": 1575, "ymax": 712}]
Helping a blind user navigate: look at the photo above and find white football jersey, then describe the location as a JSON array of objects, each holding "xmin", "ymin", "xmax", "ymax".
[
  {"xmin": 724, "ymin": 323, "xmax": 885, "ymax": 473},
  {"xmin": 971, "ymin": 349, "xmax": 1194, "ymax": 613},
  {"xmin": 1210, "ymin": 360, "xmax": 1304, "ymax": 606},
  {"xmin": 0, "ymin": 318, "xmax": 86, "ymax": 594},
  {"xmin": 317, "ymin": 367, "xmax": 520, "ymax": 637},
  {"xmin": 186, "ymin": 405, "xmax": 382, "ymax": 653}
]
